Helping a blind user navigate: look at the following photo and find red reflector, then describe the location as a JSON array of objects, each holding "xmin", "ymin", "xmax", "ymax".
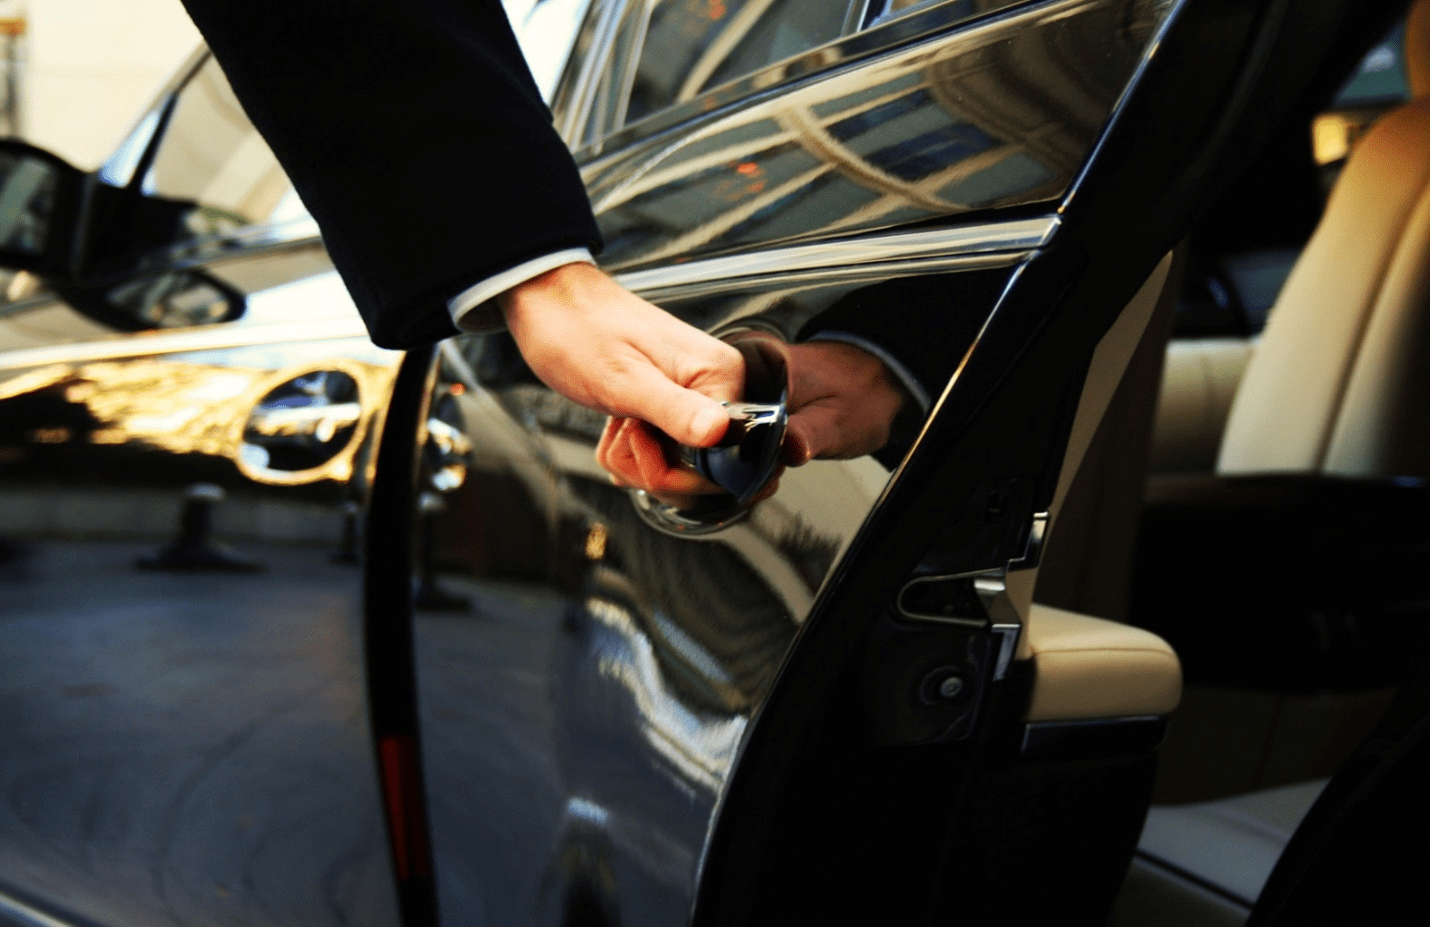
[{"xmin": 379, "ymin": 735, "xmax": 430, "ymax": 880}]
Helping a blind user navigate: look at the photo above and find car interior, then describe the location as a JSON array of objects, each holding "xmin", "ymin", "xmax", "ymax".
[{"xmin": 1017, "ymin": 1, "xmax": 1430, "ymax": 922}]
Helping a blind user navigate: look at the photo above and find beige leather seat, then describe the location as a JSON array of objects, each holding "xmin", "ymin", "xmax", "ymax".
[
  {"xmin": 1116, "ymin": 7, "xmax": 1430, "ymax": 925},
  {"xmin": 1217, "ymin": 0, "xmax": 1430, "ymax": 479}
]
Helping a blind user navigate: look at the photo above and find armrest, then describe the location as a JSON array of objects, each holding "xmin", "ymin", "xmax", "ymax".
[{"xmin": 1025, "ymin": 604, "xmax": 1182, "ymax": 722}]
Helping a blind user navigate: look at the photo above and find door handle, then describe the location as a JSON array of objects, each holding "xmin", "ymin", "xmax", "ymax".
[{"xmin": 632, "ymin": 334, "xmax": 789, "ymax": 536}]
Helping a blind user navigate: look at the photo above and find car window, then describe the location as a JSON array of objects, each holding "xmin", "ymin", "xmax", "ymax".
[
  {"xmin": 867, "ymin": 0, "xmax": 960, "ymax": 25},
  {"xmin": 100, "ymin": 57, "xmax": 309, "ymax": 243},
  {"xmin": 1332, "ymin": 20, "xmax": 1409, "ymax": 108},
  {"xmin": 583, "ymin": 3, "xmax": 649, "ymax": 145},
  {"xmin": 625, "ymin": 0, "xmax": 855, "ymax": 127},
  {"xmin": 699, "ymin": 0, "xmax": 856, "ymax": 97}
]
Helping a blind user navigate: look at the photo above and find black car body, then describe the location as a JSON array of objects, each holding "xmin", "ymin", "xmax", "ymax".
[{"xmin": 0, "ymin": 0, "xmax": 1422, "ymax": 925}]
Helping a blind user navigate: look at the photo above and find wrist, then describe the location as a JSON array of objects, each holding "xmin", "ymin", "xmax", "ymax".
[{"xmin": 498, "ymin": 260, "xmax": 605, "ymax": 321}]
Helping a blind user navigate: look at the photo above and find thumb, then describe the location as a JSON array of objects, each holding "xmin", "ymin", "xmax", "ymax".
[
  {"xmin": 783, "ymin": 401, "xmax": 853, "ymax": 465},
  {"xmin": 618, "ymin": 367, "xmax": 732, "ymax": 447}
]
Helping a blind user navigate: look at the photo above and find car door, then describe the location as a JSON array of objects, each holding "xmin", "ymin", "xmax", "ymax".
[
  {"xmin": 370, "ymin": 0, "xmax": 1384, "ymax": 924},
  {"xmin": 0, "ymin": 54, "xmax": 403, "ymax": 927}
]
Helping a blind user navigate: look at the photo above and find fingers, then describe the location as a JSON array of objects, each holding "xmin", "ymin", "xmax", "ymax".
[
  {"xmin": 780, "ymin": 341, "xmax": 905, "ymax": 463},
  {"xmin": 596, "ymin": 417, "xmax": 722, "ymax": 498},
  {"xmin": 780, "ymin": 422, "xmax": 814, "ymax": 467},
  {"xmin": 614, "ymin": 361, "xmax": 734, "ymax": 449},
  {"xmin": 784, "ymin": 401, "xmax": 845, "ymax": 464},
  {"xmin": 499, "ymin": 262, "xmax": 745, "ymax": 447}
]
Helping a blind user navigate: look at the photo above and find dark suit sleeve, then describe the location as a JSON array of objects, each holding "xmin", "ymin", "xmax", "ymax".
[{"xmin": 179, "ymin": 0, "xmax": 602, "ymax": 349}]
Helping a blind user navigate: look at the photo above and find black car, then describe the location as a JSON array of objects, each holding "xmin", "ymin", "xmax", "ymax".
[{"xmin": 0, "ymin": 0, "xmax": 1425, "ymax": 924}]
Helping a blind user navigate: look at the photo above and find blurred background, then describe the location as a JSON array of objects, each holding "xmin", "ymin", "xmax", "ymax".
[{"xmin": 13, "ymin": 0, "xmax": 199, "ymax": 168}]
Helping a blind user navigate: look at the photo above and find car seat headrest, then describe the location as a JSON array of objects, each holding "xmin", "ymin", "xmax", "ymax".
[{"xmin": 1409, "ymin": 0, "xmax": 1430, "ymax": 98}]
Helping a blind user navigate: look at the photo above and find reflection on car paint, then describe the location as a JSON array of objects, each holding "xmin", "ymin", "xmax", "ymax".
[
  {"xmin": 587, "ymin": 0, "xmax": 1174, "ymax": 269},
  {"xmin": 413, "ymin": 250, "xmax": 1017, "ymax": 921}
]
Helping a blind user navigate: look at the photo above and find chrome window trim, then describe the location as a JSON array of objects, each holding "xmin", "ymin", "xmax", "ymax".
[
  {"xmin": 1, "ymin": 217, "xmax": 1055, "ymax": 371},
  {"xmin": 623, "ymin": 250, "xmax": 1031, "ymax": 303},
  {"xmin": 554, "ymin": 0, "xmax": 635, "ymax": 145},
  {"xmin": 614, "ymin": 215, "xmax": 1057, "ymax": 297},
  {"xmin": 159, "ymin": 217, "xmax": 323, "ymax": 268}
]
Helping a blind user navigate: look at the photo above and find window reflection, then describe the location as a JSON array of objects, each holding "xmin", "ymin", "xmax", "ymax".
[
  {"xmin": 144, "ymin": 58, "xmax": 300, "ymax": 239},
  {"xmin": 626, "ymin": 0, "xmax": 853, "ymax": 126},
  {"xmin": 702, "ymin": 0, "xmax": 851, "ymax": 95},
  {"xmin": 872, "ymin": 0, "xmax": 978, "ymax": 27},
  {"xmin": 596, "ymin": 0, "xmax": 1167, "ymax": 267},
  {"xmin": 583, "ymin": 3, "xmax": 649, "ymax": 144}
]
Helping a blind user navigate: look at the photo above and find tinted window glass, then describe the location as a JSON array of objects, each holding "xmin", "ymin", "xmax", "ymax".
[
  {"xmin": 626, "ymin": 0, "xmax": 851, "ymax": 127},
  {"xmin": 1333, "ymin": 20, "xmax": 1409, "ymax": 107},
  {"xmin": 868, "ymin": 0, "xmax": 993, "ymax": 28},
  {"xmin": 703, "ymin": 0, "xmax": 852, "ymax": 92},
  {"xmin": 143, "ymin": 58, "xmax": 307, "ymax": 237}
]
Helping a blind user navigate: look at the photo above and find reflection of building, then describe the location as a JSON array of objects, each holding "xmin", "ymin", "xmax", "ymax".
[{"xmin": 587, "ymin": 0, "xmax": 1168, "ymax": 268}]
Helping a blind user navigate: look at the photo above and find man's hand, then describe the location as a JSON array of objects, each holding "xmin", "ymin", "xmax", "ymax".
[
  {"xmin": 778, "ymin": 340, "xmax": 909, "ymax": 466},
  {"xmin": 594, "ymin": 337, "xmax": 909, "ymax": 502},
  {"xmin": 498, "ymin": 262, "xmax": 744, "ymax": 447}
]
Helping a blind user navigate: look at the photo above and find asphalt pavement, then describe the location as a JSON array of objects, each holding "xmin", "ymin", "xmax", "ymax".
[{"xmin": 0, "ymin": 539, "xmax": 399, "ymax": 927}]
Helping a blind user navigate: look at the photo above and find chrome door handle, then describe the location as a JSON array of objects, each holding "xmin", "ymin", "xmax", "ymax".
[{"xmin": 634, "ymin": 335, "xmax": 789, "ymax": 535}]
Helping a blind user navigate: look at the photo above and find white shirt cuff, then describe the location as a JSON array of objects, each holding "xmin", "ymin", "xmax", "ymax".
[{"xmin": 447, "ymin": 247, "xmax": 596, "ymax": 333}]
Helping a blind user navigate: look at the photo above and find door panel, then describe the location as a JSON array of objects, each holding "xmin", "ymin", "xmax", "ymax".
[{"xmin": 409, "ymin": 259, "xmax": 1021, "ymax": 924}]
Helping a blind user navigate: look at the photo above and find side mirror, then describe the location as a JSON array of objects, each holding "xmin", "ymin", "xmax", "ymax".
[
  {"xmin": 61, "ymin": 267, "xmax": 246, "ymax": 331},
  {"xmin": 0, "ymin": 140, "xmax": 87, "ymax": 276}
]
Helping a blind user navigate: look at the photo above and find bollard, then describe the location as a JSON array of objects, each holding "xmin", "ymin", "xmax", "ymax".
[
  {"xmin": 412, "ymin": 491, "xmax": 468, "ymax": 610},
  {"xmin": 138, "ymin": 483, "xmax": 263, "ymax": 572},
  {"xmin": 332, "ymin": 499, "xmax": 362, "ymax": 565}
]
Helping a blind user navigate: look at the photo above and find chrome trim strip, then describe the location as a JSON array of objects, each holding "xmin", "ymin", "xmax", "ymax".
[
  {"xmin": 154, "ymin": 217, "xmax": 322, "ymax": 271},
  {"xmin": 0, "ymin": 884, "xmax": 80, "ymax": 927},
  {"xmin": 615, "ymin": 216, "xmax": 1057, "ymax": 296},
  {"xmin": 0, "ymin": 218, "xmax": 1052, "ymax": 370},
  {"xmin": 557, "ymin": 0, "xmax": 632, "ymax": 144},
  {"xmin": 626, "ymin": 251, "xmax": 1030, "ymax": 302},
  {"xmin": 0, "ymin": 317, "xmax": 374, "ymax": 371}
]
